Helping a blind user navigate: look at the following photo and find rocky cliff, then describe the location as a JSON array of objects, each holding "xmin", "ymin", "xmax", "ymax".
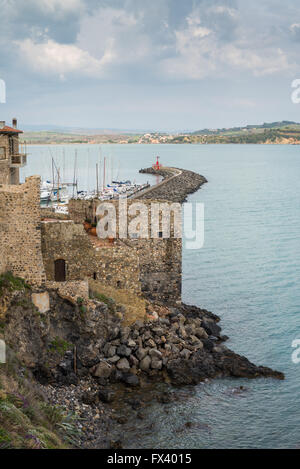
[{"xmin": 0, "ymin": 272, "xmax": 284, "ymax": 448}]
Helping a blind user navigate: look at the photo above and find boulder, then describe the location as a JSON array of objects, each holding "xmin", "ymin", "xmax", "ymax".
[
  {"xmin": 178, "ymin": 326, "xmax": 187, "ymax": 339},
  {"xmin": 117, "ymin": 345, "xmax": 131, "ymax": 357},
  {"xmin": 149, "ymin": 349, "xmax": 163, "ymax": 359},
  {"xmin": 145, "ymin": 339, "xmax": 156, "ymax": 348},
  {"xmin": 185, "ymin": 324, "xmax": 196, "ymax": 336},
  {"xmin": 195, "ymin": 327, "xmax": 208, "ymax": 340},
  {"xmin": 202, "ymin": 339, "xmax": 214, "ymax": 352},
  {"xmin": 140, "ymin": 355, "xmax": 151, "ymax": 372},
  {"xmin": 202, "ymin": 320, "xmax": 221, "ymax": 338},
  {"xmin": 143, "ymin": 330, "xmax": 152, "ymax": 340},
  {"xmin": 159, "ymin": 318, "xmax": 170, "ymax": 326},
  {"xmin": 120, "ymin": 326, "xmax": 130, "ymax": 343},
  {"xmin": 107, "ymin": 355, "xmax": 121, "ymax": 364},
  {"xmin": 92, "ymin": 361, "xmax": 112, "ymax": 379},
  {"xmin": 133, "ymin": 320, "xmax": 144, "ymax": 330},
  {"xmin": 116, "ymin": 358, "xmax": 130, "ymax": 372},
  {"xmin": 151, "ymin": 356, "xmax": 163, "ymax": 370},
  {"xmin": 152, "ymin": 327, "xmax": 164, "ymax": 337},
  {"xmin": 129, "ymin": 354, "xmax": 139, "ymax": 367},
  {"xmin": 98, "ymin": 388, "xmax": 115, "ymax": 403},
  {"xmin": 109, "ymin": 327, "xmax": 120, "ymax": 340},
  {"xmin": 127, "ymin": 339, "xmax": 136, "ymax": 348},
  {"xmin": 136, "ymin": 348, "xmax": 148, "ymax": 361},
  {"xmin": 104, "ymin": 344, "xmax": 117, "ymax": 358},
  {"xmin": 189, "ymin": 335, "xmax": 201, "ymax": 346},
  {"xmin": 180, "ymin": 349, "xmax": 191, "ymax": 360},
  {"xmin": 121, "ymin": 372, "xmax": 139, "ymax": 387}
]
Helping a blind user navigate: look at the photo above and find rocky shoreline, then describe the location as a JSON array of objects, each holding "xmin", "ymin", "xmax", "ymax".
[
  {"xmin": 2, "ymin": 286, "xmax": 284, "ymax": 448},
  {"xmin": 139, "ymin": 167, "xmax": 207, "ymax": 203},
  {"xmin": 35, "ymin": 299, "xmax": 285, "ymax": 448}
]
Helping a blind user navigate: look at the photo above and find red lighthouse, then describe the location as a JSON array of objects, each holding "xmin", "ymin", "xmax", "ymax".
[{"xmin": 152, "ymin": 156, "xmax": 162, "ymax": 171}]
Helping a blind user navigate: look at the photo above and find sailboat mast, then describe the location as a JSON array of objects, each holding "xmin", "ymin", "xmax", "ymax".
[
  {"xmin": 73, "ymin": 150, "xmax": 77, "ymax": 198},
  {"xmin": 103, "ymin": 157, "xmax": 106, "ymax": 191},
  {"xmin": 96, "ymin": 163, "xmax": 99, "ymax": 198}
]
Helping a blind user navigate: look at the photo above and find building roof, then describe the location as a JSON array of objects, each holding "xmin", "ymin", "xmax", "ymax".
[{"xmin": 0, "ymin": 125, "xmax": 23, "ymax": 134}]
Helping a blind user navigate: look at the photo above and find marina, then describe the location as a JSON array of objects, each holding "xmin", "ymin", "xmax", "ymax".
[{"xmin": 38, "ymin": 149, "xmax": 151, "ymax": 213}]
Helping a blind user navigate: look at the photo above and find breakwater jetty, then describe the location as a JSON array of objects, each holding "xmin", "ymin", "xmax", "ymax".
[{"xmin": 137, "ymin": 166, "xmax": 207, "ymax": 202}]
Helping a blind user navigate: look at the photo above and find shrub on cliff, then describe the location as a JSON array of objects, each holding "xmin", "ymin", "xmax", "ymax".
[
  {"xmin": 0, "ymin": 350, "xmax": 79, "ymax": 449},
  {"xmin": 0, "ymin": 272, "xmax": 30, "ymax": 297}
]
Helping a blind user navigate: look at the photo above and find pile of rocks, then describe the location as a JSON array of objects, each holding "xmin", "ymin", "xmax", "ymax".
[
  {"xmin": 3, "ymin": 286, "xmax": 283, "ymax": 393},
  {"xmin": 139, "ymin": 167, "xmax": 207, "ymax": 203},
  {"xmin": 88, "ymin": 304, "xmax": 284, "ymax": 386}
]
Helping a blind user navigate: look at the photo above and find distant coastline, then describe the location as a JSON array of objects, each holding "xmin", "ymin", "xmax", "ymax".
[{"xmin": 23, "ymin": 121, "xmax": 300, "ymax": 145}]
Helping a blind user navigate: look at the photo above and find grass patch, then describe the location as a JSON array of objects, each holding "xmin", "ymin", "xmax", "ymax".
[
  {"xmin": 89, "ymin": 280, "xmax": 146, "ymax": 326},
  {"xmin": 0, "ymin": 272, "xmax": 31, "ymax": 297},
  {"xmin": 0, "ymin": 354, "xmax": 76, "ymax": 448},
  {"xmin": 49, "ymin": 337, "xmax": 73, "ymax": 356}
]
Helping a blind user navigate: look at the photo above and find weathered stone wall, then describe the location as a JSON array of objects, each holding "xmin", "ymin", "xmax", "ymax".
[
  {"xmin": 45, "ymin": 280, "xmax": 90, "ymax": 302},
  {"xmin": 0, "ymin": 134, "xmax": 10, "ymax": 185},
  {"xmin": 124, "ymin": 238, "xmax": 182, "ymax": 303},
  {"xmin": 40, "ymin": 208, "xmax": 70, "ymax": 221},
  {"xmin": 68, "ymin": 199, "xmax": 96, "ymax": 224},
  {"xmin": 41, "ymin": 220, "xmax": 141, "ymax": 295},
  {"xmin": 0, "ymin": 176, "xmax": 46, "ymax": 285}
]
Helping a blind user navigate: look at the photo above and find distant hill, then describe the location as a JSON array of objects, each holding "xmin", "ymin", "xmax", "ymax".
[
  {"xmin": 21, "ymin": 125, "xmax": 147, "ymax": 135},
  {"xmin": 191, "ymin": 121, "xmax": 300, "ymax": 135},
  {"xmin": 21, "ymin": 120, "xmax": 300, "ymax": 145}
]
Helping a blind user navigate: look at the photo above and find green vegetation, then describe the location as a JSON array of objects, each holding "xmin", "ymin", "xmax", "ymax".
[
  {"xmin": 49, "ymin": 337, "xmax": 73, "ymax": 357},
  {"xmin": 89, "ymin": 289, "xmax": 115, "ymax": 312},
  {"xmin": 22, "ymin": 121, "xmax": 300, "ymax": 145},
  {"xmin": 186, "ymin": 121, "xmax": 300, "ymax": 144},
  {"xmin": 0, "ymin": 351, "xmax": 79, "ymax": 449},
  {"xmin": 76, "ymin": 297, "xmax": 87, "ymax": 316}
]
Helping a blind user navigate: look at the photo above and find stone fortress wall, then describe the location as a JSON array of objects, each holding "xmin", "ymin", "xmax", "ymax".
[
  {"xmin": 41, "ymin": 219, "xmax": 141, "ymax": 295},
  {"xmin": 68, "ymin": 197, "xmax": 182, "ymax": 303},
  {"xmin": 0, "ymin": 176, "xmax": 46, "ymax": 285},
  {"xmin": 0, "ymin": 165, "xmax": 205, "ymax": 306},
  {"xmin": 0, "ymin": 134, "xmax": 10, "ymax": 185}
]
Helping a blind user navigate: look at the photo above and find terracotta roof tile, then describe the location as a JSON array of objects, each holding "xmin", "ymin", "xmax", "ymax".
[{"xmin": 0, "ymin": 125, "xmax": 23, "ymax": 134}]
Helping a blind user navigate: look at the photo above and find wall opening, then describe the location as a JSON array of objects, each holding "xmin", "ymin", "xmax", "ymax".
[
  {"xmin": 54, "ymin": 259, "xmax": 66, "ymax": 282},
  {"xmin": 93, "ymin": 272, "xmax": 97, "ymax": 280}
]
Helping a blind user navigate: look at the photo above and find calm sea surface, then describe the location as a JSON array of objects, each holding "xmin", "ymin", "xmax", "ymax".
[{"xmin": 22, "ymin": 144, "xmax": 300, "ymax": 448}]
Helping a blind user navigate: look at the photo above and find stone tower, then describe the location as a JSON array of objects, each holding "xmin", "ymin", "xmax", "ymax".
[{"xmin": 0, "ymin": 119, "xmax": 27, "ymax": 185}]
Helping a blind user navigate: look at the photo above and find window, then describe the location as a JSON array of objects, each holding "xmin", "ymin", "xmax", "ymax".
[{"xmin": 0, "ymin": 147, "xmax": 5, "ymax": 160}]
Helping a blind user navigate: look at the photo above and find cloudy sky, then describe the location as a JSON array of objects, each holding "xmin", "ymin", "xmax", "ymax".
[{"xmin": 1, "ymin": 0, "xmax": 300, "ymax": 131}]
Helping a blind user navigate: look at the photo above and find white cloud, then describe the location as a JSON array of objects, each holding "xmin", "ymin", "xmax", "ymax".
[
  {"xmin": 16, "ymin": 38, "xmax": 113, "ymax": 79},
  {"xmin": 8, "ymin": 2, "xmax": 298, "ymax": 82},
  {"xmin": 161, "ymin": 7, "xmax": 293, "ymax": 80},
  {"xmin": 223, "ymin": 45, "xmax": 290, "ymax": 76},
  {"xmin": 77, "ymin": 7, "xmax": 153, "ymax": 65},
  {"xmin": 212, "ymin": 6, "xmax": 236, "ymax": 17},
  {"xmin": 30, "ymin": 0, "xmax": 84, "ymax": 14}
]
